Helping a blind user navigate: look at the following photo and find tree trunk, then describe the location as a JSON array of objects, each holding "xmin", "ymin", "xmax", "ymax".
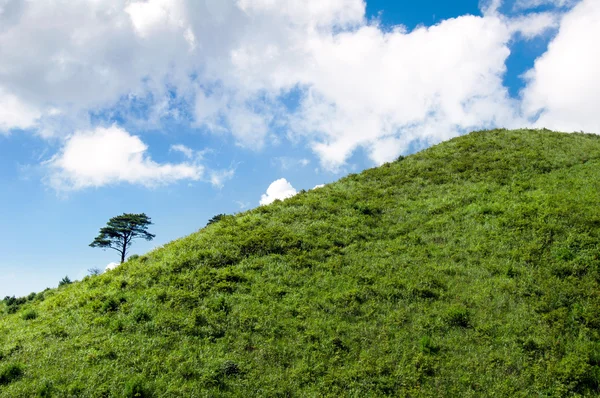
[{"xmin": 120, "ymin": 235, "xmax": 127, "ymax": 263}]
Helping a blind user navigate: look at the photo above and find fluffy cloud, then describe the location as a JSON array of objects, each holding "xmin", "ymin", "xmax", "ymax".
[
  {"xmin": 0, "ymin": 0, "xmax": 597, "ymax": 172},
  {"xmin": 507, "ymin": 12, "xmax": 560, "ymax": 39},
  {"xmin": 260, "ymin": 178, "xmax": 297, "ymax": 205},
  {"xmin": 105, "ymin": 262, "xmax": 119, "ymax": 272},
  {"xmin": 46, "ymin": 125, "xmax": 203, "ymax": 191},
  {"xmin": 521, "ymin": 0, "xmax": 600, "ymax": 133},
  {"xmin": 0, "ymin": 89, "xmax": 40, "ymax": 132}
]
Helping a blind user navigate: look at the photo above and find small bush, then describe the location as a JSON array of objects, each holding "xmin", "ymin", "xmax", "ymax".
[
  {"xmin": 22, "ymin": 309, "xmax": 38, "ymax": 321},
  {"xmin": 446, "ymin": 305, "xmax": 471, "ymax": 327},
  {"xmin": 123, "ymin": 377, "xmax": 150, "ymax": 398},
  {"xmin": 36, "ymin": 380, "xmax": 53, "ymax": 397},
  {"xmin": 58, "ymin": 276, "xmax": 72, "ymax": 287},
  {"xmin": 3, "ymin": 295, "xmax": 27, "ymax": 313},
  {"xmin": 102, "ymin": 297, "xmax": 121, "ymax": 313},
  {"xmin": 67, "ymin": 381, "xmax": 84, "ymax": 395},
  {"xmin": 132, "ymin": 308, "xmax": 152, "ymax": 323},
  {"xmin": 0, "ymin": 363, "xmax": 24, "ymax": 385},
  {"xmin": 207, "ymin": 214, "xmax": 229, "ymax": 226},
  {"xmin": 128, "ymin": 254, "xmax": 140, "ymax": 261},
  {"xmin": 221, "ymin": 360, "xmax": 240, "ymax": 376},
  {"xmin": 7, "ymin": 304, "xmax": 19, "ymax": 314},
  {"xmin": 420, "ymin": 336, "xmax": 440, "ymax": 354}
]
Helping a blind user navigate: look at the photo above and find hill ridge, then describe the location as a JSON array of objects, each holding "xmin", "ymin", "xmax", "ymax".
[{"xmin": 2, "ymin": 128, "xmax": 600, "ymax": 397}]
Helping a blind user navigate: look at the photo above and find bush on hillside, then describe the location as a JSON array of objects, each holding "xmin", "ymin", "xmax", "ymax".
[
  {"xmin": 0, "ymin": 363, "xmax": 24, "ymax": 385},
  {"xmin": 58, "ymin": 276, "xmax": 72, "ymax": 287}
]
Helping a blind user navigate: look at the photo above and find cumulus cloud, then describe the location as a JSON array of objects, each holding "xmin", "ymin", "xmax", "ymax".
[
  {"xmin": 0, "ymin": 89, "xmax": 41, "ymax": 132},
  {"xmin": 312, "ymin": 184, "xmax": 325, "ymax": 189},
  {"xmin": 521, "ymin": 0, "xmax": 600, "ymax": 133},
  {"xmin": 105, "ymin": 262, "xmax": 119, "ymax": 272},
  {"xmin": 260, "ymin": 178, "xmax": 297, "ymax": 205},
  {"xmin": 0, "ymin": 0, "xmax": 596, "ymax": 172},
  {"xmin": 507, "ymin": 12, "xmax": 560, "ymax": 39},
  {"xmin": 45, "ymin": 125, "xmax": 203, "ymax": 191}
]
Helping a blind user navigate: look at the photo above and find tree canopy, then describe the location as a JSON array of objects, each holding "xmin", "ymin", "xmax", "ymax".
[{"xmin": 90, "ymin": 213, "xmax": 155, "ymax": 263}]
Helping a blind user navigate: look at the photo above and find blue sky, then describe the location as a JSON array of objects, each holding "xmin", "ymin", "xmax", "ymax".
[{"xmin": 1, "ymin": 0, "xmax": 598, "ymax": 297}]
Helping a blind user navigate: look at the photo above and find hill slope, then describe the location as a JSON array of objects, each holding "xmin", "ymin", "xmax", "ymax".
[{"xmin": 3, "ymin": 129, "xmax": 600, "ymax": 397}]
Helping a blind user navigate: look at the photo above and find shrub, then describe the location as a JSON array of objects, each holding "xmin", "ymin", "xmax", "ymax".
[
  {"xmin": 22, "ymin": 309, "xmax": 38, "ymax": 321},
  {"xmin": 128, "ymin": 254, "xmax": 140, "ymax": 262},
  {"xmin": 446, "ymin": 305, "xmax": 471, "ymax": 327},
  {"xmin": 221, "ymin": 360, "xmax": 240, "ymax": 376},
  {"xmin": 132, "ymin": 308, "xmax": 152, "ymax": 323},
  {"xmin": 67, "ymin": 381, "xmax": 84, "ymax": 395},
  {"xmin": 88, "ymin": 267, "xmax": 102, "ymax": 276},
  {"xmin": 123, "ymin": 377, "xmax": 150, "ymax": 398},
  {"xmin": 207, "ymin": 214, "xmax": 229, "ymax": 226},
  {"xmin": 4, "ymin": 296, "xmax": 25, "ymax": 314},
  {"xmin": 58, "ymin": 276, "xmax": 72, "ymax": 287},
  {"xmin": 36, "ymin": 380, "xmax": 53, "ymax": 397},
  {"xmin": 7, "ymin": 304, "xmax": 19, "ymax": 314},
  {"xmin": 0, "ymin": 363, "xmax": 24, "ymax": 385},
  {"xmin": 102, "ymin": 297, "xmax": 121, "ymax": 313},
  {"xmin": 420, "ymin": 336, "xmax": 440, "ymax": 354}
]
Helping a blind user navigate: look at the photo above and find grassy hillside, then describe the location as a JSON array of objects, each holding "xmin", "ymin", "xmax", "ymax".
[{"xmin": 2, "ymin": 129, "xmax": 600, "ymax": 397}]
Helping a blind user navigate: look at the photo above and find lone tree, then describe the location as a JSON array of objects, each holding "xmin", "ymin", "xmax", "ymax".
[{"xmin": 90, "ymin": 213, "xmax": 155, "ymax": 263}]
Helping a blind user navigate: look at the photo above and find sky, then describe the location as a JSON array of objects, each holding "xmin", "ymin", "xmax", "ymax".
[{"xmin": 1, "ymin": 0, "xmax": 599, "ymax": 297}]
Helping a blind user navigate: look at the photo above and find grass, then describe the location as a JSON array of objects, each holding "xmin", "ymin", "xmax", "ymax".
[{"xmin": 2, "ymin": 128, "xmax": 600, "ymax": 396}]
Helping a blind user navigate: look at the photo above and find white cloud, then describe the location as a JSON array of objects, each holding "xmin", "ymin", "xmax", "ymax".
[
  {"xmin": 170, "ymin": 144, "xmax": 194, "ymax": 159},
  {"xmin": 274, "ymin": 157, "xmax": 311, "ymax": 170},
  {"xmin": 507, "ymin": 12, "xmax": 560, "ymax": 39},
  {"xmin": 260, "ymin": 178, "xmax": 297, "ymax": 205},
  {"xmin": 0, "ymin": 0, "xmax": 595, "ymax": 172},
  {"xmin": 124, "ymin": 0, "xmax": 186, "ymax": 38},
  {"xmin": 312, "ymin": 184, "xmax": 325, "ymax": 189},
  {"xmin": 521, "ymin": 0, "xmax": 600, "ymax": 133},
  {"xmin": 105, "ymin": 262, "xmax": 119, "ymax": 272},
  {"xmin": 514, "ymin": 0, "xmax": 579, "ymax": 10},
  {"xmin": 235, "ymin": 200, "xmax": 250, "ymax": 209},
  {"xmin": 209, "ymin": 168, "xmax": 235, "ymax": 188},
  {"xmin": 0, "ymin": 89, "xmax": 41, "ymax": 132},
  {"xmin": 481, "ymin": 0, "xmax": 504, "ymax": 16},
  {"xmin": 46, "ymin": 125, "xmax": 203, "ymax": 191}
]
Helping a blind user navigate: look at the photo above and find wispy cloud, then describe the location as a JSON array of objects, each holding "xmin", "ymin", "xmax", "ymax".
[
  {"xmin": 170, "ymin": 144, "xmax": 195, "ymax": 159},
  {"xmin": 273, "ymin": 157, "xmax": 311, "ymax": 170}
]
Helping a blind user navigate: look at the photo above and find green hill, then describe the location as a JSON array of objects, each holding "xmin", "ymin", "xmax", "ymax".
[{"xmin": 3, "ymin": 129, "xmax": 600, "ymax": 397}]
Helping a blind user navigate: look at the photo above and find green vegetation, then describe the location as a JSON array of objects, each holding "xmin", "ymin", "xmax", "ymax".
[
  {"xmin": 2, "ymin": 129, "xmax": 600, "ymax": 396},
  {"xmin": 58, "ymin": 276, "xmax": 72, "ymax": 287}
]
